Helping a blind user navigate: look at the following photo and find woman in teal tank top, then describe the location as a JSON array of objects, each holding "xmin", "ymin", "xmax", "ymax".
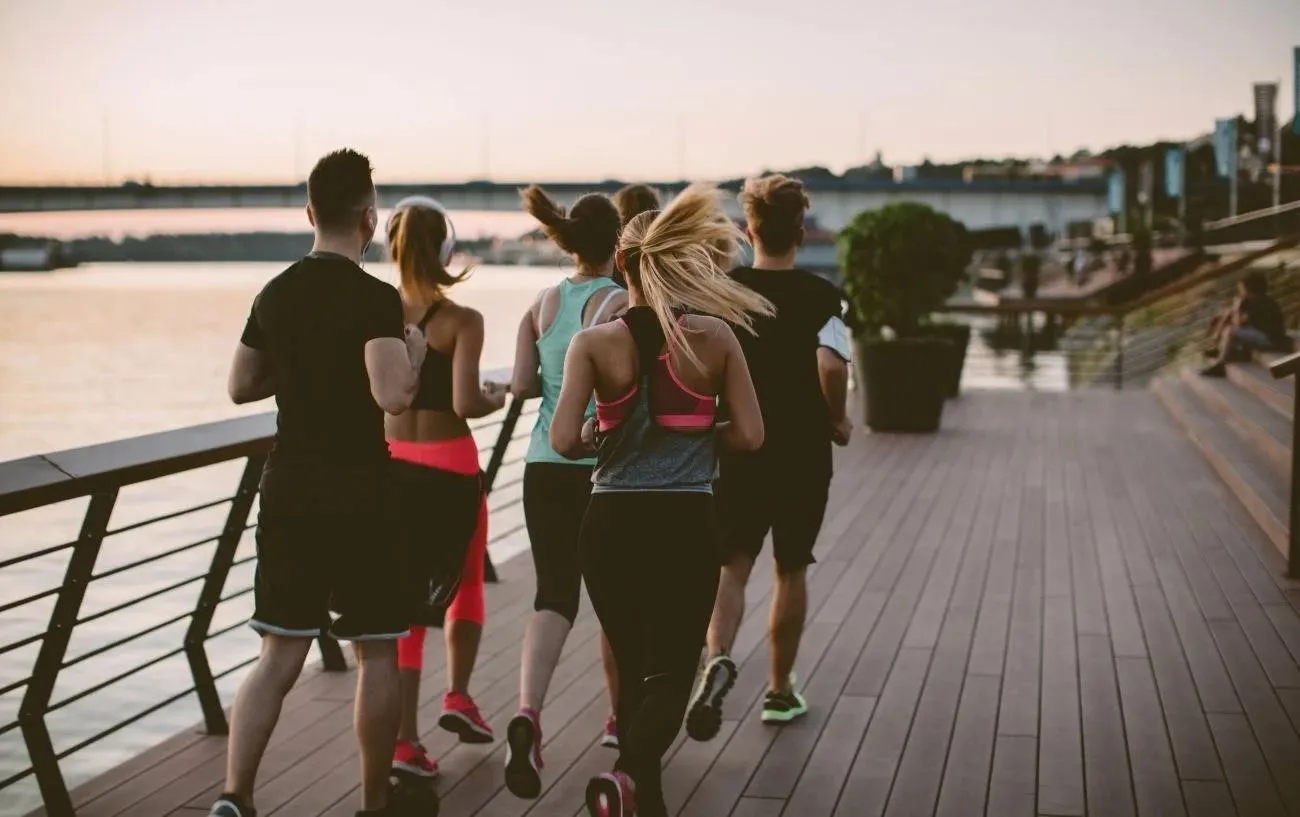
[{"xmin": 503, "ymin": 185, "xmax": 627, "ymax": 799}]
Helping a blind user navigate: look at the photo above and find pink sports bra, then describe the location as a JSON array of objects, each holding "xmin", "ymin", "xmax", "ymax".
[{"xmin": 595, "ymin": 310, "xmax": 716, "ymax": 433}]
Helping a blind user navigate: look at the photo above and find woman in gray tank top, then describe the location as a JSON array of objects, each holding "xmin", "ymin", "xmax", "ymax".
[{"xmin": 548, "ymin": 184, "xmax": 771, "ymax": 817}]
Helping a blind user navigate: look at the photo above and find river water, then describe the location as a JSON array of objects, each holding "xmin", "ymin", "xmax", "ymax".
[{"xmin": 0, "ymin": 256, "xmax": 1068, "ymax": 812}]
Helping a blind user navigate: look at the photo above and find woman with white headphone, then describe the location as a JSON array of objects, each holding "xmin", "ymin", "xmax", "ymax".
[{"xmin": 384, "ymin": 196, "xmax": 508, "ymax": 779}]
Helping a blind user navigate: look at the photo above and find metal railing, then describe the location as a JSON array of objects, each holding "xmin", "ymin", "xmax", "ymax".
[
  {"xmin": 0, "ymin": 388, "xmax": 535, "ymax": 814},
  {"xmin": 1269, "ymin": 350, "xmax": 1300, "ymax": 578},
  {"xmin": 937, "ymin": 235, "xmax": 1300, "ymax": 390}
]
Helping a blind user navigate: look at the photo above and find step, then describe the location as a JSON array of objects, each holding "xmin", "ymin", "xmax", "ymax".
[
  {"xmin": 1228, "ymin": 360, "xmax": 1296, "ymax": 418},
  {"xmin": 1152, "ymin": 377, "xmax": 1289, "ymax": 559},
  {"xmin": 1180, "ymin": 367, "xmax": 1292, "ymax": 479}
]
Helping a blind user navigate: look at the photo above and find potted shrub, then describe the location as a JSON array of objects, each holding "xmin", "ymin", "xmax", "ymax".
[{"xmin": 839, "ymin": 202, "xmax": 971, "ymax": 432}]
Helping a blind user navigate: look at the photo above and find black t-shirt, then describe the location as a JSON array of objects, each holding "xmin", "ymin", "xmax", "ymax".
[
  {"xmin": 723, "ymin": 267, "xmax": 845, "ymax": 467},
  {"xmin": 241, "ymin": 253, "xmax": 404, "ymax": 466},
  {"xmin": 1240, "ymin": 294, "xmax": 1287, "ymax": 347}
]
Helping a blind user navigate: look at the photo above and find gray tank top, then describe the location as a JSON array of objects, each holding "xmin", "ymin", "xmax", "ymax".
[
  {"xmin": 591, "ymin": 308, "xmax": 716, "ymax": 494},
  {"xmin": 591, "ymin": 389, "xmax": 716, "ymax": 493}
]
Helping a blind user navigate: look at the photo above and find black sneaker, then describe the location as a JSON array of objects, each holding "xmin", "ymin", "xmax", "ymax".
[
  {"xmin": 760, "ymin": 688, "xmax": 809, "ymax": 724},
  {"xmin": 1201, "ymin": 362, "xmax": 1227, "ymax": 378},
  {"xmin": 209, "ymin": 794, "xmax": 256, "ymax": 817},
  {"xmin": 378, "ymin": 776, "xmax": 440, "ymax": 815},
  {"xmin": 685, "ymin": 655, "xmax": 737, "ymax": 741}
]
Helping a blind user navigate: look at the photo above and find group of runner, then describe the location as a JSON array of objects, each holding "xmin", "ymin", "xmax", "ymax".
[{"xmin": 210, "ymin": 148, "xmax": 852, "ymax": 817}]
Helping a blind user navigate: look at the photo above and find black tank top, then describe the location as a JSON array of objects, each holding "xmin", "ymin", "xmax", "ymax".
[{"xmin": 412, "ymin": 301, "xmax": 454, "ymax": 412}]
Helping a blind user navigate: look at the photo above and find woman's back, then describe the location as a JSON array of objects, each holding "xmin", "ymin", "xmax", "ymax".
[
  {"xmin": 587, "ymin": 310, "xmax": 726, "ymax": 493},
  {"xmin": 526, "ymin": 277, "xmax": 622, "ymax": 464}
]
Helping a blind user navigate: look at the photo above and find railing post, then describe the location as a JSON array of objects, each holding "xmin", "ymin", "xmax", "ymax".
[
  {"xmin": 482, "ymin": 397, "xmax": 525, "ymax": 494},
  {"xmin": 316, "ymin": 636, "xmax": 347, "ymax": 672},
  {"xmin": 1289, "ymin": 388, "xmax": 1300, "ymax": 578},
  {"xmin": 185, "ymin": 455, "xmax": 264, "ymax": 733},
  {"xmin": 479, "ymin": 397, "xmax": 525, "ymax": 585},
  {"xmin": 1114, "ymin": 314, "xmax": 1126, "ymax": 390},
  {"xmin": 20, "ymin": 489, "xmax": 117, "ymax": 816}
]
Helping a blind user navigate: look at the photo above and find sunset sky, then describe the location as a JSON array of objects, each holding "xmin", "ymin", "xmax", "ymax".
[{"xmin": 0, "ymin": 0, "xmax": 1296, "ymax": 185}]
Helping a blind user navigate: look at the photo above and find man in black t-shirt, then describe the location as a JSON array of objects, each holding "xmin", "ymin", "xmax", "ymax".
[
  {"xmin": 211, "ymin": 150, "xmax": 425, "ymax": 817},
  {"xmin": 1202, "ymin": 271, "xmax": 1292, "ymax": 378},
  {"xmin": 687, "ymin": 176, "xmax": 852, "ymax": 742}
]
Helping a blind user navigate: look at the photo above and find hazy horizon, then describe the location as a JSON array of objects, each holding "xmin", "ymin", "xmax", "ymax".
[{"xmin": 1, "ymin": 0, "xmax": 1297, "ymax": 186}]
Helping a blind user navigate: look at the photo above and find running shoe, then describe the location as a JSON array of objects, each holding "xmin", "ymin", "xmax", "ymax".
[
  {"xmin": 209, "ymin": 794, "xmax": 256, "ymax": 817},
  {"xmin": 504, "ymin": 708, "xmax": 544, "ymax": 799},
  {"xmin": 760, "ymin": 675, "xmax": 808, "ymax": 724},
  {"xmin": 585, "ymin": 770, "xmax": 636, "ymax": 817},
  {"xmin": 392, "ymin": 739, "xmax": 439, "ymax": 778},
  {"xmin": 599, "ymin": 716, "xmax": 619, "ymax": 749},
  {"xmin": 439, "ymin": 690, "xmax": 494, "ymax": 743},
  {"xmin": 685, "ymin": 654, "xmax": 737, "ymax": 741}
]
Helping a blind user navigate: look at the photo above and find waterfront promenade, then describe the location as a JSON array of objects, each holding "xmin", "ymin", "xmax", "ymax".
[{"xmin": 26, "ymin": 390, "xmax": 1300, "ymax": 817}]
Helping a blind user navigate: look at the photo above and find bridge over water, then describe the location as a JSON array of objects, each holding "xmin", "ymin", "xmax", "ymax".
[{"xmin": 0, "ymin": 178, "xmax": 1109, "ymax": 235}]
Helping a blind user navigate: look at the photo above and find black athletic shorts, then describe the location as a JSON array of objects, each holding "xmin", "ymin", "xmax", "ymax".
[
  {"xmin": 715, "ymin": 446, "xmax": 832, "ymax": 574},
  {"xmin": 522, "ymin": 462, "xmax": 594, "ymax": 624},
  {"xmin": 250, "ymin": 460, "xmax": 407, "ymax": 641}
]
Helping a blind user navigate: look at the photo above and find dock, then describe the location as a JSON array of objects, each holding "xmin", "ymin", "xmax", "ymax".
[{"xmin": 23, "ymin": 389, "xmax": 1300, "ymax": 816}]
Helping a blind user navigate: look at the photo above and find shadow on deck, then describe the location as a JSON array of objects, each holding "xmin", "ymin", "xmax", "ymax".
[{"xmin": 34, "ymin": 391, "xmax": 1300, "ymax": 817}]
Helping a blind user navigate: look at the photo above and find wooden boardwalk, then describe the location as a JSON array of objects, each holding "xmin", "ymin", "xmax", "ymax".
[{"xmin": 36, "ymin": 391, "xmax": 1300, "ymax": 817}]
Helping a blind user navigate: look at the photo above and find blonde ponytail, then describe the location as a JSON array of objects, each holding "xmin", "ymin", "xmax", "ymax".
[{"xmin": 622, "ymin": 183, "xmax": 775, "ymax": 367}]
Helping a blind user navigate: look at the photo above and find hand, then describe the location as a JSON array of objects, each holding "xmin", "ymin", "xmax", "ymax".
[
  {"xmin": 581, "ymin": 416, "xmax": 598, "ymax": 452},
  {"xmin": 481, "ymin": 381, "xmax": 509, "ymax": 410},
  {"xmin": 831, "ymin": 415, "xmax": 853, "ymax": 447},
  {"xmin": 404, "ymin": 324, "xmax": 428, "ymax": 368}
]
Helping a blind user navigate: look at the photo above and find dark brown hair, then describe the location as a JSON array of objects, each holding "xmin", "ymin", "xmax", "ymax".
[
  {"xmin": 521, "ymin": 186, "xmax": 621, "ymax": 266},
  {"xmin": 613, "ymin": 184, "xmax": 661, "ymax": 227},
  {"xmin": 739, "ymin": 174, "xmax": 810, "ymax": 256},
  {"xmin": 387, "ymin": 203, "xmax": 470, "ymax": 303},
  {"xmin": 307, "ymin": 148, "xmax": 374, "ymax": 231}
]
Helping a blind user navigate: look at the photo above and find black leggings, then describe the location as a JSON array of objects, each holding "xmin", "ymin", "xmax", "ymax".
[
  {"xmin": 579, "ymin": 491, "xmax": 720, "ymax": 812},
  {"xmin": 523, "ymin": 462, "xmax": 594, "ymax": 624}
]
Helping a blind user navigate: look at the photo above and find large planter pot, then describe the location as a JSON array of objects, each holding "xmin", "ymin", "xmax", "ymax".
[
  {"xmin": 925, "ymin": 324, "xmax": 972, "ymax": 398},
  {"xmin": 856, "ymin": 337, "xmax": 953, "ymax": 433}
]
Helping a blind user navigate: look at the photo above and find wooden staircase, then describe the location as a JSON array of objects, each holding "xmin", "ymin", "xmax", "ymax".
[{"xmin": 1154, "ymin": 359, "xmax": 1294, "ymax": 559}]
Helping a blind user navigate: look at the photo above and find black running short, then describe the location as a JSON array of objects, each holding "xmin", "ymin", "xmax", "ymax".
[
  {"xmin": 251, "ymin": 460, "xmax": 407, "ymax": 641},
  {"xmin": 715, "ymin": 446, "xmax": 832, "ymax": 574}
]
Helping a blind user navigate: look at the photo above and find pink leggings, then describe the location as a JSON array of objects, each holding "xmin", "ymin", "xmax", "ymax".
[{"xmin": 389, "ymin": 436, "xmax": 488, "ymax": 671}]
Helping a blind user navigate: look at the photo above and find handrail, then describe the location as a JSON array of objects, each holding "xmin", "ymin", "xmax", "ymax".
[
  {"xmin": 1268, "ymin": 351, "xmax": 1300, "ymax": 578},
  {"xmin": 1269, "ymin": 351, "xmax": 1300, "ymax": 380},
  {"xmin": 1205, "ymin": 199, "xmax": 1300, "ymax": 231},
  {"xmin": 0, "ymin": 374, "xmax": 532, "ymax": 813},
  {"xmin": 938, "ymin": 234, "xmax": 1300, "ymax": 320}
]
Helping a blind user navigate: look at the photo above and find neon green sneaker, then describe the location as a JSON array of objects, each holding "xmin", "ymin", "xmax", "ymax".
[{"xmin": 760, "ymin": 674, "xmax": 808, "ymax": 724}]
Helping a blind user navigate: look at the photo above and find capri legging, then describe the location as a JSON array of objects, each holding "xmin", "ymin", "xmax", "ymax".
[
  {"xmin": 390, "ymin": 436, "xmax": 488, "ymax": 671},
  {"xmin": 522, "ymin": 462, "xmax": 594, "ymax": 624}
]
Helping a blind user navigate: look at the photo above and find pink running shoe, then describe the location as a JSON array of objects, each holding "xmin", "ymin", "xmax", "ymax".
[
  {"xmin": 504, "ymin": 708, "xmax": 544, "ymax": 799},
  {"xmin": 439, "ymin": 691, "xmax": 494, "ymax": 743},
  {"xmin": 392, "ymin": 740, "xmax": 438, "ymax": 778},
  {"xmin": 585, "ymin": 771, "xmax": 635, "ymax": 817},
  {"xmin": 599, "ymin": 716, "xmax": 619, "ymax": 749}
]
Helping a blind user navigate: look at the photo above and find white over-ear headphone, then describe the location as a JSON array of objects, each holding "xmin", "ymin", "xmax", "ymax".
[{"xmin": 388, "ymin": 195, "xmax": 457, "ymax": 266}]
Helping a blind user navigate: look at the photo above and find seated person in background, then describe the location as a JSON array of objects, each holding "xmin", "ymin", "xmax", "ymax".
[{"xmin": 1202, "ymin": 271, "xmax": 1292, "ymax": 378}]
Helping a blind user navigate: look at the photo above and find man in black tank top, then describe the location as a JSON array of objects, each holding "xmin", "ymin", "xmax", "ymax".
[
  {"xmin": 688, "ymin": 175, "xmax": 852, "ymax": 740},
  {"xmin": 212, "ymin": 150, "xmax": 426, "ymax": 817}
]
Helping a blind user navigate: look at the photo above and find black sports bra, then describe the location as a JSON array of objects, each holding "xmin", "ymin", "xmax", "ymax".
[{"xmin": 412, "ymin": 302, "xmax": 454, "ymax": 412}]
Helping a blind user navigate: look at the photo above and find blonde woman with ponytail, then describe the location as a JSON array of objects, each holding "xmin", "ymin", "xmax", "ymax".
[
  {"xmin": 549, "ymin": 184, "xmax": 769, "ymax": 817},
  {"xmin": 383, "ymin": 197, "xmax": 506, "ymax": 780}
]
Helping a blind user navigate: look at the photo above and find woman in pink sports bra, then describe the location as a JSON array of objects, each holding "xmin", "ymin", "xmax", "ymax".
[{"xmin": 549, "ymin": 184, "xmax": 771, "ymax": 817}]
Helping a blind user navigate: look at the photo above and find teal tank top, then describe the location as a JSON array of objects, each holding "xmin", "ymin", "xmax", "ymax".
[{"xmin": 526, "ymin": 277, "xmax": 623, "ymax": 465}]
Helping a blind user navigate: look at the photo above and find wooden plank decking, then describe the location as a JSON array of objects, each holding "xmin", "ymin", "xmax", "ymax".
[{"xmin": 35, "ymin": 391, "xmax": 1300, "ymax": 816}]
